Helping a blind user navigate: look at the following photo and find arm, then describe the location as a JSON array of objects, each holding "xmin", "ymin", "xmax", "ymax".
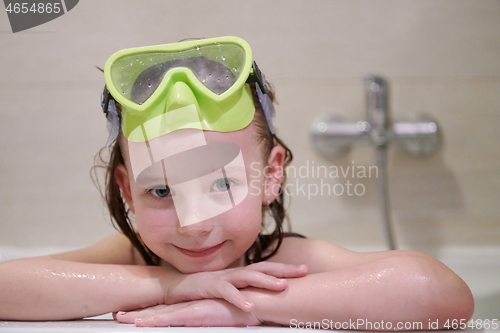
[
  {"xmin": 0, "ymin": 233, "xmax": 166, "ymax": 320},
  {"xmin": 0, "ymin": 233, "xmax": 306, "ymax": 321},
  {"xmin": 116, "ymin": 238, "xmax": 474, "ymax": 328},
  {"xmin": 244, "ymin": 248, "xmax": 474, "ymax": 329}
]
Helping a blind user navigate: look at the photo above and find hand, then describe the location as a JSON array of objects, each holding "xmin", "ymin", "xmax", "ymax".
[
  {"xmin": 164, "ymin": 262, "xmax": 307, "ymax": 312},
  {"xmin": 116, "ymin": 299, "xmax": 262, "ymax": 327}
]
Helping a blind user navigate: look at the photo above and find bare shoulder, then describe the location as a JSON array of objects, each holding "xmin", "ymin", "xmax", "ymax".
[
  {"xmin": 268, "ymin": 237, "xmax": 431, "ymax": 274},
  {"xmin": 47, "ymin": 232, "xmax": 146, "ymax": 265}
]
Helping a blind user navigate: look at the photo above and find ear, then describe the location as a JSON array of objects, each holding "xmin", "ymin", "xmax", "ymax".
[
  {"xmin": 263, "ymin": 145, "xmax": 286, "ymax": 204},
  {"xmin": 114, "ymin": 164, "xmax": 135, "ymax": 214}
]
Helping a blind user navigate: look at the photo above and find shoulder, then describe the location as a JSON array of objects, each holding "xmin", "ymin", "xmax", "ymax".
[
  {"xmin": 48, "ymin": 232, "xmax": 146, "ymax": 265},
  {"xmin": 267, "ymin": 237, "xmax": 431, "ymax": 274}
]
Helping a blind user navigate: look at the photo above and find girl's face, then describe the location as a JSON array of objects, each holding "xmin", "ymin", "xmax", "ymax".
[{"xmin": 115, "ymin": 120, "xmax": 284, "ymax": 273}]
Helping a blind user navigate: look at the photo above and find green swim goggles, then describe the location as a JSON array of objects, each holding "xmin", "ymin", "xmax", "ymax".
[{"xmin": 101, "ymin": 36, "xmax": 274, "ymax": 144}]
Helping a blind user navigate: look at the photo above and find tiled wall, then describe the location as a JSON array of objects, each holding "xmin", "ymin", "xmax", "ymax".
[{"xmin": 1, "ymin": 0, "xmax": 499, "ymax": 253}]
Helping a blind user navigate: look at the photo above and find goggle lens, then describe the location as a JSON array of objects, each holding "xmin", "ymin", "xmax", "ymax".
[{"xmin": 109, "ymin": 43, "xmax": 247, "ymax": 104}]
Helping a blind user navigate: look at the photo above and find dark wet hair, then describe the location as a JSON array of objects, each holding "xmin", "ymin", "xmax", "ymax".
[{"xmin": 94, "ymin": 57, "xmax": 293, "ymax": 265}]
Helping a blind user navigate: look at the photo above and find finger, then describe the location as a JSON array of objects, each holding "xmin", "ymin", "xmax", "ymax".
[
  {"xmin": 212, "ymin": 280, "xmax": 255, "ymax": 312},
  {"xmin": 115, "ymin": 305, "xmax": 167, "ymax": 324},
  {"xmin": 134, "ymin": 299, "xmax": 260, "ymax": 327},
  {"xmin": 132, "ymin": 303, "xmax": 198, "ymax": 327},
  {"xmin": 223, "ymin": 269, "xmax": 289, "ymax": 291},
  {"xmin": 135, "ymin": 316, "xmax": 160, "ymax": 327},
  {"xmin": 133, "ymin": 308, "xmax": 199, "ymax": 327},
  {"xmin": 245, "ymin": 262, "xmax": 308, "ymax": 278},
  {"xmin": 115, "ymin": 311, "xmax": 136, "ymax": 324}
]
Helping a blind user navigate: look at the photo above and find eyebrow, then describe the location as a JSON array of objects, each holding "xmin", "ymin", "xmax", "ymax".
[
  {"xmin": 136, "ymin": 161, "xmax": 169, "ymax": 189},
  {"xmin": 136, "ymin": 176, "xmax": 169, "ymax": 189},
  {"xmin": 136, "ymin": 164, "xmax": 246, "ymax": 189},
  {"xmin": 218, "ymin": 165, "xmax": 246, "ymax": 175}
]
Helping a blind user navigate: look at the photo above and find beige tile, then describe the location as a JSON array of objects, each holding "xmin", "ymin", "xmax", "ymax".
[{"xmin": 1, "ymin": 0, "xmax": 499, "ymax": 250}]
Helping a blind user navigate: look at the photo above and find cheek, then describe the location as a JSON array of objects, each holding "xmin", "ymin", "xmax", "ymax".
[
  {"xmin": 222, "ymin": 191, "xmax": 263, "ymax": 234},
  {"xmin": 246, "ymin": 162, "xmax": 267, "ymax": 198},
  {"xmin": 225, "ymin": 164, "xmax": 266, "ymax": 233},
  {"xmin": 129, "ymin": 184, "xmax": 177, "ymax": 228},
  {"xmin": 134, "ymin": 202, "xmax": 178, "ymax": 236}
]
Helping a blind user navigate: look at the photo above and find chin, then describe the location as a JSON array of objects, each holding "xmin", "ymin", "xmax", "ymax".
[{"xmin": 172, "ymin": 257, "xmax": 236, "ymax": 274}]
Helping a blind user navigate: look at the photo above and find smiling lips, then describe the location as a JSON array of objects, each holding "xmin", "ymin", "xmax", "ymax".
[{"xmin": 174, "ymin": 241, "xmax": 226, "ymax": 258}]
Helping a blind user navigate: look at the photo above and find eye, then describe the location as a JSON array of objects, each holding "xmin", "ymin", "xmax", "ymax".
[
  {"xmin": 148, "ymin": 185, "xmax": 171, "ymax": 198},
  {"xmin": 212, "ymin": 178, "xmax": 234, "ymax": 192}
]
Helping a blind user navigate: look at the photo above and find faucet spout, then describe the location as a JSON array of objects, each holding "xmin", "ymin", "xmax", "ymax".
[{"xmin": 365, "ymin": 76, "xmax": 391, "ymax": 146}]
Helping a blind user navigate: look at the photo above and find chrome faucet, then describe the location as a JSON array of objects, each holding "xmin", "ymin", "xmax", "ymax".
[
  {"xmin": 365, "ymin": 76, "xmax": 390, "ymax": 146},
  {"xmin": 310, "ymin": 75, "xmax": 441, "ymax": 250},
  {"xmin": 311, "ymin": 75, "xmax": 440, "ymax": 158}
]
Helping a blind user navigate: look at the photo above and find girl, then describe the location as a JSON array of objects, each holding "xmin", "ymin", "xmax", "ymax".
[{"xmin": 0, "ymin": 36, "xmax": 473, "ymax": 328}]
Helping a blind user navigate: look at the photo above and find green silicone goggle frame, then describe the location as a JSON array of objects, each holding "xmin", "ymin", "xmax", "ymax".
[{"xmin": 103, "ymin": 36, "xmax": 257, "ymax": 142}]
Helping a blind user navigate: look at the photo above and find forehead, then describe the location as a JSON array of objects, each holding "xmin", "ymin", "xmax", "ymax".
[{"xmin": 121, "ymin": 119, "xmax": 263, "ymax": 172}]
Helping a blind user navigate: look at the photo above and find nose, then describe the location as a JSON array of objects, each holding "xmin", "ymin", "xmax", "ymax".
[{"xmin": 176, "ymin": 219, "xmax": 214, "ymax": 237}]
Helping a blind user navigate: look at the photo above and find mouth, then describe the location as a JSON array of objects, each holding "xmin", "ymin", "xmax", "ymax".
[{"xmin": 174, "ymin": 241, "xmax": 226, "ymax": 258}]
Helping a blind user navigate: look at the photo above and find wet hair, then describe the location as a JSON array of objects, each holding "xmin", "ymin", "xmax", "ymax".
[{"xmin": 94, "ymin": 57, "xmax": 293, "ymax": 266}]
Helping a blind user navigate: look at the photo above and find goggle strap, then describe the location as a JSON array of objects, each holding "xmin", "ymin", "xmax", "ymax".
[
  {"xmin": 101, "ymin": 86, "xmax": 112, "ymax": 115},
  {"xmin": 101, "ymin": 86, "xmax": 120, "ymax": 146},
  {"xmin": 246, "ymin": 61, "xmax": 268, "ymax": 94},
  {"xmin": 255, "ymin": 83, "xmax": 275, "ymax": 134},
  {"xmin": 247, "ymin": 61, "xmax": 275, "ymax": 134},
  {"xmin": 105, "ymin": 99, "xmax": 120, "ymax": 147}
]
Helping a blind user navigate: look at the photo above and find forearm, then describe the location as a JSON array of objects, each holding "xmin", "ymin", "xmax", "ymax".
[
  {"xmin": 243, "ymin": 255, "xmax": 474, "ymax": 329},
  {"xmin": 0, "ymin": 257, "xmax": 168, "ymax": 320}
]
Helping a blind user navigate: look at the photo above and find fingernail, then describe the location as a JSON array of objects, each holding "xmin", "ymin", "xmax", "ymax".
[
  {"xmin": 117, "ymin": 311, "xmax": 127, "ymax": 316},
  {"xmin": 244, "ymin": 301, "xmax": 255, "ymax": 311}
]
